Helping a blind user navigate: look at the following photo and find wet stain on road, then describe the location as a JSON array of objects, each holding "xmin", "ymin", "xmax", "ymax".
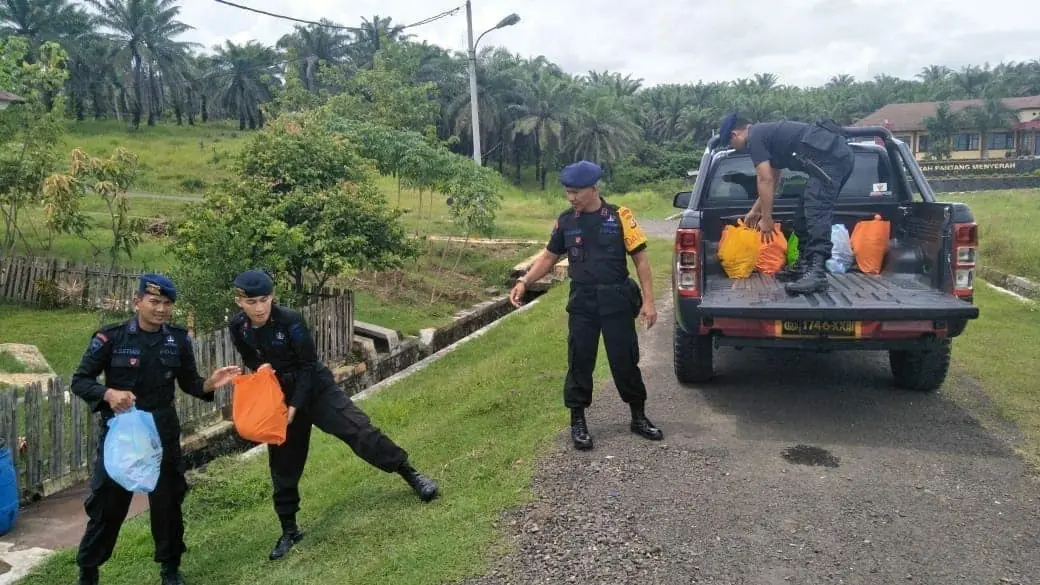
[{"xmin": 782, "ymin": 444, "xmax": 840, "ymax": 468}]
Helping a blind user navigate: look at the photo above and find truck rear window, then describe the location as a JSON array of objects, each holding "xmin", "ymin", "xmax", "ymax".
[{"xmin": 704, "ymin": 149, "xmax": 898, "ymax": 205}]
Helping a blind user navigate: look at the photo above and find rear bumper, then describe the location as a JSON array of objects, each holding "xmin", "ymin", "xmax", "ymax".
[{"xmin": 676, "ymin": 296, "xmax": 974, "ymax": 348}]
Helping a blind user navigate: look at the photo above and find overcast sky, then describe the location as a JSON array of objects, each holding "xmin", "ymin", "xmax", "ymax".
[{"xmin": 178, "ymin": 0, "xmax": 1036, "ymax": 88}]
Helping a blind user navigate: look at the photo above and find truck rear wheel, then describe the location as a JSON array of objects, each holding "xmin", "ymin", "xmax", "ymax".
[
  {"xmin": 889, "ymin": 338, "xmax": 952, "ymax": 392},
  {"xmin": 674, "ymin": 326, "xmax": 714, "ymax": 384}
]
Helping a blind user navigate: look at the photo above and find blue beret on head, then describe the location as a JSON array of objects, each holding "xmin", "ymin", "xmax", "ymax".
[
  {"xmin": 559, "ymin": 160, "xmax": 602, "ymax": 189},
  {"xmin": 138, "ymin": 273, "xmax": 177, "ymax": 302},
  {"xmin": 233, "ymin": 269, "xmax": 275, "ymax": 298},
  {"xmin": 718, "ymin": 113, "xmax": 739, "ymax": 147}
]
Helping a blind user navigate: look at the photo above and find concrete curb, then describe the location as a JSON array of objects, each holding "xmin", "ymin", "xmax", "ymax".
[{"xmin": 978, "ymin": 267, "xmax": 1039, "ymax": 301}]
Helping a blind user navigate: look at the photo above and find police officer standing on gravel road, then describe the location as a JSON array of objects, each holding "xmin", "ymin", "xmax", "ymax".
[
  {"xmin": 71, "ymin": 274, "xmax": 242, "ymax": 585},
  {"xmin": 227, "ymin": 269, "xmax": 439, "ymax": 562},
  {"xmin": 509, "ymin": 160, "xmax": 664, "ymax": 451},
  {"xmin": 719, "ymin": 113, "xmax": 855, "ymax": 295}
]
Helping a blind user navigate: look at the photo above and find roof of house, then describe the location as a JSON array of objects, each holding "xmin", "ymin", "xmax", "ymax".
[{"xmin": 855, "ymin": 95, "xmax": 1040, "ymax": 132}]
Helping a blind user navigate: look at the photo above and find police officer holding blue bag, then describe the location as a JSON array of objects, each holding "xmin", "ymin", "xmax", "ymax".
[
  {"xmin": 718, "ymin": 113, "xmax": 855, "ymax": 295},
  {"xmin": 71, "ymin": 274, "xmax": 241, "ymax": 585},
  {"xmin": 510, "ymin": 161, "xmax": 663, "ymax": 451}
]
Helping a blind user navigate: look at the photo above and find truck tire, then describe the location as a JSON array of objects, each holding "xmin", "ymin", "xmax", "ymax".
[
  {"xmin": 674, "ymin": 326, "xmax": 714, "ymax": 384},
  {"xmin": 888, "ymin": 338, "xmax": 952, "ymax": 392}
]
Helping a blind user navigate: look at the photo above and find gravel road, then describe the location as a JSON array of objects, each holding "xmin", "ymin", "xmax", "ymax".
[{"xmin": 462, "ymin": 291, "xmax": 1040, "ymax": 585}]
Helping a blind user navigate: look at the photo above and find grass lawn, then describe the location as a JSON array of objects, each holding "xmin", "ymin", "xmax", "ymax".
[
  {"xmin": 0, "ymin": 304, "xmax": 101, "ymax": 379},
  {"xmin": 16, "ymin": 238, "xmax": 674, "ymax": 585},
  {"xmin": 949, "ymin": 284, "xmax": 1040, "ymax": 468},
  {"xmin": 61, "ymin": 120, "xmax": 248, "ymax": 196},
  {"xmin": 939, "ymin": 189, "xmax": 1040, "ymax": 281}
]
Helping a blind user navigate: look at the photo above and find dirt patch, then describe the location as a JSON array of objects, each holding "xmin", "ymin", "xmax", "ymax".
[{"xmin": 0, "ymin": 343, "xmax": 55, "ymax": 388}]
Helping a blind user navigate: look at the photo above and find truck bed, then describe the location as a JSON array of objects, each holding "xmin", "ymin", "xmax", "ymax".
[{"xmin": 699, "ymin": 272, "xmax": 980, "ymax": 321}]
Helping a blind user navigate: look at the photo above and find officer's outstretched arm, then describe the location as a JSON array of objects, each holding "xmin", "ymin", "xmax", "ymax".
[
  {"xmin": 71, "ymin": 332, "xmax": 114, "ymax": 412},
  {"xmin": 176, "ymin": 334, "xmax": 216, "ymax": 402}
]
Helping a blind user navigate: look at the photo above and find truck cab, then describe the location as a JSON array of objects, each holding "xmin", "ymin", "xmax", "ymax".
[{"xmin": 671, "ymin": 126, "xmax": 980, "ymax": 391}]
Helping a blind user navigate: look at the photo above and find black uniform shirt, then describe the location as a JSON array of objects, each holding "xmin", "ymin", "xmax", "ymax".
[
  {"xmin": 546, "ymin": 200, "xmax": 648, "ymax": 285},
  {"xmin": 745, "ymin": 120, "xmax": 810, "ymax": 170},
  {"xmin": 71, "ymin": 317, "xmax": 212, "ymax": 442},
  {"xmin": 228, "ymin": 304, "xmax": 332, "ymax": 411}
]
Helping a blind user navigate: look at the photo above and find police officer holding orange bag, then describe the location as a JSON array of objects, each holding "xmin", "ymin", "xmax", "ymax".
[{"xmin": 227, "ymin": 269, "xmax": 439, "ymax": 561}]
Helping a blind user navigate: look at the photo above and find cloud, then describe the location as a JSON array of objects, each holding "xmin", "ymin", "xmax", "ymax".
[{"xmin": 175, "ymin": 0, "xmax": 1037, "ymax": 88}]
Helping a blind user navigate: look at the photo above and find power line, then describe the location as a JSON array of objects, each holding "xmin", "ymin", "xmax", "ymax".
[{"xmin": 210, "ymin": 0, "xmax": 463, "ymax": 31}]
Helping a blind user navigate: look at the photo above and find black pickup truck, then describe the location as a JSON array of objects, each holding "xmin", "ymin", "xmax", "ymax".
[{"xmin": 670, "ymin": 126, "xmax": 980, "ymax": 392}]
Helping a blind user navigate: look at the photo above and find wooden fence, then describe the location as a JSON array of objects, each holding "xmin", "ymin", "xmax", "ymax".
[
  {"xmin": 0, "ymin": 291, "xmax": 354, "ymax": 502},
  {"xmin": 0, "ymin": 256, "xmax": 143, "ymax": 311},
  {"xmin": 0, "ymin": 254, "xmax": 350, "ymax": 310}
]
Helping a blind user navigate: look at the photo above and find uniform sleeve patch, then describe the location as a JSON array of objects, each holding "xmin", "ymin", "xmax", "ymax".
[
  {"xmin": 618, "ymin": 207, "xmax": 648, "ymax": 253},
  {"xmin": 88, "ymin": 334, "xmax": 106, "ymax": 354}
]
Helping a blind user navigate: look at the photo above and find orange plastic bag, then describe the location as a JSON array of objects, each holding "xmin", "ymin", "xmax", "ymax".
[
  {"xmin": 718, "ymin": 219, "xmax": 761, "ymax": 279},
  {"xmin": 850, "ymin": 214, "xmax": 891, "ymax": 275},
  {"xmin": 756, "ymin": 224, "xmax": 789, "ymax": 274},
  {"xmin": 231, "ymin": 364, "xmax": 288, "ymax": 445}
]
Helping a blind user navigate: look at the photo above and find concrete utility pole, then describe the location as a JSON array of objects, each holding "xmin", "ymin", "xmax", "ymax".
[{"xmin": 465, "ymin": 1, "xmax": 520, "ymax": 166}]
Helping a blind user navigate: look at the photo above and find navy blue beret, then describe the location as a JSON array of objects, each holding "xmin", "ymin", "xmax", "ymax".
[
  {"xmin": 559, "ymin": 160, "xmax": 602, "ymax": 189},
  {"xmin": 138, "ymin": 273, "xmax": 177, "ymax": 302},
  {"xmin": 233, "ymin": 269, "xmax": 275, "ymax": 298},
  {"xmin": 718, "ymin": 113, "xmax": 738, "ymax": 147}
]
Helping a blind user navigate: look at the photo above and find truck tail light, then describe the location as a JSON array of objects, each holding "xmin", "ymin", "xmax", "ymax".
[
  {"xmin": 953, "ymin": 222, "xmax": 977, "ymax": 298},
  {"xmin": 675, "ymin": 228, "xmax": 701, "ymax": 298}
]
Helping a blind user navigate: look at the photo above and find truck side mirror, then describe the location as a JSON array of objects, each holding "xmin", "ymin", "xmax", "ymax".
[{"xmin": 673, "ymin": 190, "xmax": 692, "ymax": 209}]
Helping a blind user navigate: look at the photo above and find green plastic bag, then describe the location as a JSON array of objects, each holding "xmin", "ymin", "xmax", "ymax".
[{"xmin": 787, "ymin": 232, "xmax": 799, "ymax": 266}]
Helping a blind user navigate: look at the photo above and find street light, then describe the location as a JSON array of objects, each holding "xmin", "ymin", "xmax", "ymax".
[{"xmin": 466, "ymin": 1, "xmax": 520, "ymax": 166}]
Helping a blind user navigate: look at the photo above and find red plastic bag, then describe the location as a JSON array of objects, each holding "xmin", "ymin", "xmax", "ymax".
[
  {"xmin": 756, "ymin": 224, "xmax": 788, "ymax": 274},
  {"xmin": 231, "ymin": 364, "xmax": 288, "ymax": 445},
  {"xmin": 850, "ymin": 214, "xmax": 891, "ymax": 275}
]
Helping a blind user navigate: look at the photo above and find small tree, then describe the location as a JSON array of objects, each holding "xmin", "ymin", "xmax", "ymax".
[
  {"xmin": 171, "ymin": 113, "xmax": 421, "ymax": 330},
  {"xmin": 0, "ymin": 38, "xmax": 68, "ymax": 256},
  {"xmin": 923, "ymin": 102, "xmax": 960, "ymax": 160}
]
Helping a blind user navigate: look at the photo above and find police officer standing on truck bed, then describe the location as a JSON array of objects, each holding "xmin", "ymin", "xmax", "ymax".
[
  {"xmin": 71, "ymin": 274, "xmax": 242, "ymax": 585},
  {"xmin": 719, "ymin": 113, "xmax": 855, "ymax": 295},
  {"xmin": 227, "ymin": 269, "xmax": 439, "ymax": 561},
  {"xmin": 509, "ymin": 160, "xmax": 664, "ymax": 451}
]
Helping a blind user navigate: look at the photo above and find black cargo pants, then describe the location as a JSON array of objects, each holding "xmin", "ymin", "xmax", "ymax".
[
  {"xmin": 563, "ymin": 280, "xmax": 648, "ymax": 409},
  {"xmin": 269, "ymin": 384, "xmax": 408, "ymax": 518},
  {"xmin": 77, "ymin": 412, "xmax": 188, "ymax": 570},
  {"xmin": 793, "ymin": 125, "xmax": 855, "ymax": 262}
]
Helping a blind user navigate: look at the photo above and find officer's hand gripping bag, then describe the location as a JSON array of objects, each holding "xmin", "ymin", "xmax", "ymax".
[
  {"xmin": 103, "ymin": 406, "xmax": 162, "ymax": 493},
  {"xmin": 826, "ymin": 224, "xmax": 854, "ymax": 274},
  {"xmin": 850, "ymin": 214, "xmax": 891, "ymax": 275},
  {"xmin": 755, "ymin": 224, "xmax": 788, "ymax": 274},
  {"xmin": 231, "ymin": 364, "xmax": 288, "ymax": 445},
  {"xmin": 718, "ymin": 219, "xmax": 761, "ymax": 279}
]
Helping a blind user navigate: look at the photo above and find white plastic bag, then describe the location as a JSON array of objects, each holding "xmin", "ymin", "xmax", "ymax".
[
  {"xmin": 826, "ymin": 224, "xmax": 854, "ymax": 274},
  {"xmin": 104, "ymin": 407, "xmax": 163, "ymax": 493}
]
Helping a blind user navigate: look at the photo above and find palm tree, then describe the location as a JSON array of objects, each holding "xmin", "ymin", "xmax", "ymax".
[
  {"xmin": 277, "ymin": 19, "xmax": 351, "ymax": 93},
  {"xmin": 206, "ymin": 40, "xmax": 282, "ymax": 130},
  {"xmin": 510, "ymin": 71, "xmax": 579, "ymax": 189},
  {"xmin": 962, "ymin": 97, "xmax": 1019, "ymax": 158},
  {"xmin": 923, "ymin": 102, "xmax": 961, "ymax": 160},
  {"xmin": 86, "ymin": 0, "xmax": 195, "ymax": 128},
  {"xmin": 0, "ymin": 0, "xmax": 88, "ymax": 58},
  {"xmin": 568, "ymin": 94, "xmax": 641, "ymax": 168},
  {"xmin": 348, "ymin": 15, "xmax": 412, "ymax": 69}
]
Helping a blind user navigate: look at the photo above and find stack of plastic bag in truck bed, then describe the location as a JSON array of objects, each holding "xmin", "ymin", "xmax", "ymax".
[{"xmin": 717, "ymin": 214, "xmax": 891, "ymax": 279}]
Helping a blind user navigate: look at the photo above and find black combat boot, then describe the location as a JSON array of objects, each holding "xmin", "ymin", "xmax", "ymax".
[
  {"xmin": 785, "ymin": 254, "xmax": 829, "ymax": 295},
  {"xmin": 78, "ymin": 567, "xmax": 99, "ymax": 585},
  {"xmin": 398, "ymin": 461, "xmax": 439, "ymax": 502},
  {"xmin": 775, "ymin": 255, "xmax": 807, "ymax": 282},
  {"xmin": 159, "ymin": 561, "xmax": 185, "ymax": 585},
  {"xmin": 269, "ymin": 515, "xmax": 304, "ymax": 560},
  {"xmin": 629, "ymin": 402, "xmax": 664, "ymax": 441},
  {"xmin": 269, "ymin": 528, "xmax": 304, "ymax": 560},
  {"xmin": 570, "ymin": 408, "xmax": 593, "ymax": 450}
]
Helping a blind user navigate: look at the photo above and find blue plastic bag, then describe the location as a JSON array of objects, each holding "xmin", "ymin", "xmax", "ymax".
[
  {"xmin": 104, "ymin": 407, "xmax": 163, "ymax": 493},
  {"xmin": 826, "ymin": 224, "xmax": 854, "ymax": 274}
]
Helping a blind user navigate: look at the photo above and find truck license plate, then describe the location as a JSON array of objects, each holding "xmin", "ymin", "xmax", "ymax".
[{"xmin": 778, "ymin": 320, "xmax": 859, "ymax": 337}]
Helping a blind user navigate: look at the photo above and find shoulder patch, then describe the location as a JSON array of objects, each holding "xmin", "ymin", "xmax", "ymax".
[{"xmin": 88, "ymin": 332, "xmax": 110, "ymax": 354}]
